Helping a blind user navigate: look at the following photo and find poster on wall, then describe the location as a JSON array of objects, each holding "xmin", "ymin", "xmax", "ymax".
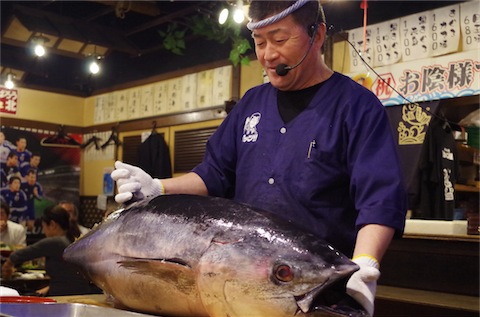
[
  {"xmin": 460, "ymin": 1, "xmax": 480, "ymax": 52},
  {"xmin": 0, "ymin": 127, "xmax": 82, "ymax": 240},
  {"xmin": 0, "ymin": 88, "xmax": 18, "ymax": 115}
]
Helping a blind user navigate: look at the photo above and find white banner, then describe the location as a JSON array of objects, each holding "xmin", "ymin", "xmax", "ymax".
[{"xmin": 348, "ymin": 50, "xmax": 480, "ymax": 106}]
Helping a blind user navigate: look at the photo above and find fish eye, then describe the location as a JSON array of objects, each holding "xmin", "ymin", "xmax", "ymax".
[{"xmin": 274, "ymin": 264, "xmax": 294, "ymax": 282}]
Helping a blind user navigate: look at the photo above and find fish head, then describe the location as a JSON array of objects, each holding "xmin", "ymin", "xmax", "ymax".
[
  {"xmin": 63, "ymin": 208, "xmax": 123, "ymax": 289},
  {"xmin": 198, "ymin": 227, "xmax": 368, "ymax": 317},
  {"xmin": 63, "ymin": 204, "xmax": 208, "ymax": 316}
]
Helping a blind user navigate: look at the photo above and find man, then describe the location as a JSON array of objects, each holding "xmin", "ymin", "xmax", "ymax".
[
  {"xmin": 20, "ymin": 152, "xmax": 41, "ymax": 179},
  {"xmin": 111, "ymin": 1, "xmax": 407, "ymax": 315},
  {"xmin": 58, "ymin": 201, "xmax": 89, "ymax": 236},
  {"xmin": 1, "ymin": 152, "xmax": 21, "ymax": 187},
  {"xmin": 12, "ymin": 136, "xmax": 31, "ymax": 168},
  {"xmin": 0, "ymin": 202, "xmax": 26, "ymax": 246},
  {"xmin": 0, "ymin": 131, "xmax": 14, "ymax": 166},
  {"xmin": 21, "ymin": 169, "xmax": 43, "ymax": 229},
  {"xmin": 0, "ymin": 176, "xmax": 28, "ymax": 225}
]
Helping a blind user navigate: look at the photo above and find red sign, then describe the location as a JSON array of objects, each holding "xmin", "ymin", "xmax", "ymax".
[
  {"xmin": 372, "ymin": 73, "xmax": 396, "ymax": 100},
  {"xmin": 0, "ymin": 87, "xmax": 18, "ymax": 114}
]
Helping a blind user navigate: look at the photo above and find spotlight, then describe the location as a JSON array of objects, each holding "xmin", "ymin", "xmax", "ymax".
[
  {"xmin": 34, "ymin": 43, "xmax": 45, "ymax": 57},
  {"xmin": 4, "ymin": 73, "xmax": 15, "ymax": 90},
  {"xmin": 218, "ymin": 0, "xmax": 245, "ymax": 25},
  {"xmin": 218, "ymin": 8, "xmax": 229, "ymax": 25},
  {"xmin": 89, "ymin": 59, "xmax": 100, "ymax": 74},
  {"xmin": 88, "ymin": 55, "xmax": 102, "ymax": 75},
  {"xmin": 233, "ymin": 0, "xmax": 245, "ymax": 24},
  {"xmin": 32, "ymin": 36, "xmax": 49, "ymax": 57},
  {"xmin": 233, "ymin": 8, "xmax": 244, "ymax": 23}
]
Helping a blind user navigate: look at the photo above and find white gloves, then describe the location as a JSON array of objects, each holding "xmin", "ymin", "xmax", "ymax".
[
  {"xmin": 346, "ymin": 255, "xmax": 380, "ymax": 317},
  {"xmin": 111, "ymin": 161, "xmax": 165, "ymax": 204}
]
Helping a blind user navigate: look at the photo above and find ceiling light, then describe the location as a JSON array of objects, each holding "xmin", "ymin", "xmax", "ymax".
[
  {"xmin": 4, "ymin": 73, "xmax": 15, "ymax": 90},
  {"xmin": 219, "ymin": 8, "xmax": 229, "ymax": 25},
  {"xmin": 233, "ymin": 0, "xmax": 245, "ymax": 24},
  {"xmin": 34, "ymin": 43, "xmax": 46, "ymax": 57},
  {"xmin": 88, "ymin": 55, "xmax": 103, "ymax": 75},
  {"xmin": 31, "ymin": 36, "xmax": 49, "ymax": 57},
  {"xmin": 233, "ymin": 8, "xmax": 244, "ymax": 23},
  {"xmin": 86, "ymin": 45, "xmax": 103, "ymax": 75},
  {"xmin": 218, "ymin": 0, "xmax": 245, "ymax": 25},
  {"xmin": 89, "ymin": 59, "xmax": 100, "ymax": 74}
]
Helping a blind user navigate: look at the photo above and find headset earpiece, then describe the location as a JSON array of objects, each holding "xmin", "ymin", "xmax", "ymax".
[{"xmin": 308, "ymin": 23, "xmax": 318, "ymax": 38}]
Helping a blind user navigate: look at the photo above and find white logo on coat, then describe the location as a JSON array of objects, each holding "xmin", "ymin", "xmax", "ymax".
[{"xmin": 242, "ymin": 112, "xmax": 261, "ymax": 143}]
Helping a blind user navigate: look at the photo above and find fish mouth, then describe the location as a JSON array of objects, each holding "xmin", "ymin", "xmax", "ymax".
[{"xmin": 295, "ymin": 277, "xmax": 369, "ymax": 317}]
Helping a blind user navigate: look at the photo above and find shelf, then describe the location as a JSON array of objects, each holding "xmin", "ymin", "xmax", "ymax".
[
  {"xmin": 455, "ymin": 184, "xmax": 480, "ymax": 193},
  {"xmin": 376, "ymin": 285, "xmax": 479, "ymax": 312},
  {"xmin": 457, "ymin": 143, "xmax": 479, "ymax": 164}
]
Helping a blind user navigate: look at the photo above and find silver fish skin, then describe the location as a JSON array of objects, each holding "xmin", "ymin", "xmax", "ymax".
[{"xmin": 64, "ymin": 195, "xmax": 367, "ymax": 317}]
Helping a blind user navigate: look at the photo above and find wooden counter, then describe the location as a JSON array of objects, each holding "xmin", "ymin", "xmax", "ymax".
[
  {"xmin": 48, "ymin": 233, "xmax": 479, "ymax": 317},
  {"xmin": 49, "ymin": 294, "xmax": 111, "ymax": 308},
  {"xmin": 375, "ymin": 233, "xmax": 479, "ymax": 316}
]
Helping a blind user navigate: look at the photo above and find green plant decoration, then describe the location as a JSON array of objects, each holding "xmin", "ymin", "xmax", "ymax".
[
  {"xmin": 157, "ymin": 14, "xmax": 252, "ymax": 66},
  {"xmin": 157, "ymin": 23, "xmax": 186, "ymax": 56}
]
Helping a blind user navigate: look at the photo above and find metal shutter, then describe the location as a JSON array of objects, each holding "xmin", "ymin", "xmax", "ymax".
[{"xmin": 174, "ymin": 127, "xmax": 217, "ymax": 173}]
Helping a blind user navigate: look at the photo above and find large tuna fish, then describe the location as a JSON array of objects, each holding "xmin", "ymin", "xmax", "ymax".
[{"xmin": 64, "ymin": 195, "xmax": 367, "ymax": 317}]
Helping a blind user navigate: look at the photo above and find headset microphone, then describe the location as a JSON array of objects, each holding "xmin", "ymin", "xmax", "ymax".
[
  {"xmin": 275, "ymin": 23, "xmax": 319, "ymax": 77},
  {"xmin": 275, "ymin": 64, "xmax": 291, "ymax": 76},
  {"xmin": 275, "ymin": 50, "xmax": 309, "ymax": 76}
]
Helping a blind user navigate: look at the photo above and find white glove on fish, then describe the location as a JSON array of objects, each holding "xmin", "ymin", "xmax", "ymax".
[
  {"xmin": 346, "ymin": 255, "xmax": 380, "ymax": 317},
  {"xmin": 111, "ymin": 161, "xmax": 165, "ymax": 204}
]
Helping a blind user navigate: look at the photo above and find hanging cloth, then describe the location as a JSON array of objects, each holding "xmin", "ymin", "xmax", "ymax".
[
  {"xmin": 137, "ymin": 132, "xmax": 172, "ymax": 179},
  {"xmin": 413, "ymin": 115, "xmax": 459, "ymax": 220}
]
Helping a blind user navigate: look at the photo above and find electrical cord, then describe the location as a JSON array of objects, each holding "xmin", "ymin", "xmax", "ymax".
[{"xmin": 335, "ymin": 27, "xmax": 465, "ymax": 131}]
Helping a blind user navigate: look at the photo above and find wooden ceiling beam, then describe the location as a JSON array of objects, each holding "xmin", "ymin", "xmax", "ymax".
[
  {"xmin": 125, "ymin": 4, "xmax": 202, "ymax": 36},
  {"xmin": 92, "ymin": 0, "xmax": 161, "ymax": 17}
]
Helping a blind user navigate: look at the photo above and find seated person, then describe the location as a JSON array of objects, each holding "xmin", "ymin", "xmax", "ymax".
[
  {"xmin": 0, "ymin": 202, "xmax": 26, "ymax": 247},
  {"xmin": 1, "ymin": 205, "xmax": 99, "ymax": 296},
  {"xmin": 59, "ymin": 200, "xmax": 90, "ymax": 236}
]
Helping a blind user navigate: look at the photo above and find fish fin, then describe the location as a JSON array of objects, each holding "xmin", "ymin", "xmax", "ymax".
[
  {"xmin": 118, "ymin": 258, "xmax": 193, "ymax": 281},
  {"xmin": 211, "ymin": 238, "xmax": 244, "ymax": 245},
  {"xmin": 118, "ymin": 258, "xmax": 191, "ymax": 269}
]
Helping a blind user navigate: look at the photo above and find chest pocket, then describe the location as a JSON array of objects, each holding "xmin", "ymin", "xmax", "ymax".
[{"xmin": 290, "ymin": 140, "xmax": 349, "ymax": 203}]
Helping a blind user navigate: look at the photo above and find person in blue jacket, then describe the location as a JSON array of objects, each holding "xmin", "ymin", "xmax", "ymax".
[
  {"xmin": 111, "ymin": 1, "xmax": 407, "ymax": 315},
  {"xmin": 0, "ymin": 176, "xmax": 28, "ymax": 224},
  {"xmin": 20, "ymin": 169, "xmax": 43, "ymax": 230}
]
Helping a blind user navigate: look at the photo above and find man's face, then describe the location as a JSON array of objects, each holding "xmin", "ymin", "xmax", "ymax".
[
  {"xmin": 7, "ymin": 155, "xmax": 18, "ymax": 167},
  {"xmin": 0, "ymin": 208, "xmax": 8, "ymax": 221},
  {"xmin": 31, "ymin": 156, "xmax": 41, "ymax": 167},
  {"xmin": 252, "ymin": 15, "xmax": 316, "ymax": 90},
  {"xmin": 10, "ymin": 179, "xmax": 21, "ymax": 192},
  {"xmin": 26, "ymin": 173, "xmax": 37, "ymax": 185},
  {"xmin": 16, "ymin": 138, "xmax": 27, "ymax": 151},
  {"xmin": 0, "ymin": 132, "xmax": 5, "ymax": 144}
]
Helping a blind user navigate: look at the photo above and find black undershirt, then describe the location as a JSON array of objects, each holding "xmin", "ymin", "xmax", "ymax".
[{"xmin": 277, "ymin": 82, "xmax": 325, "ymax": 123}]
